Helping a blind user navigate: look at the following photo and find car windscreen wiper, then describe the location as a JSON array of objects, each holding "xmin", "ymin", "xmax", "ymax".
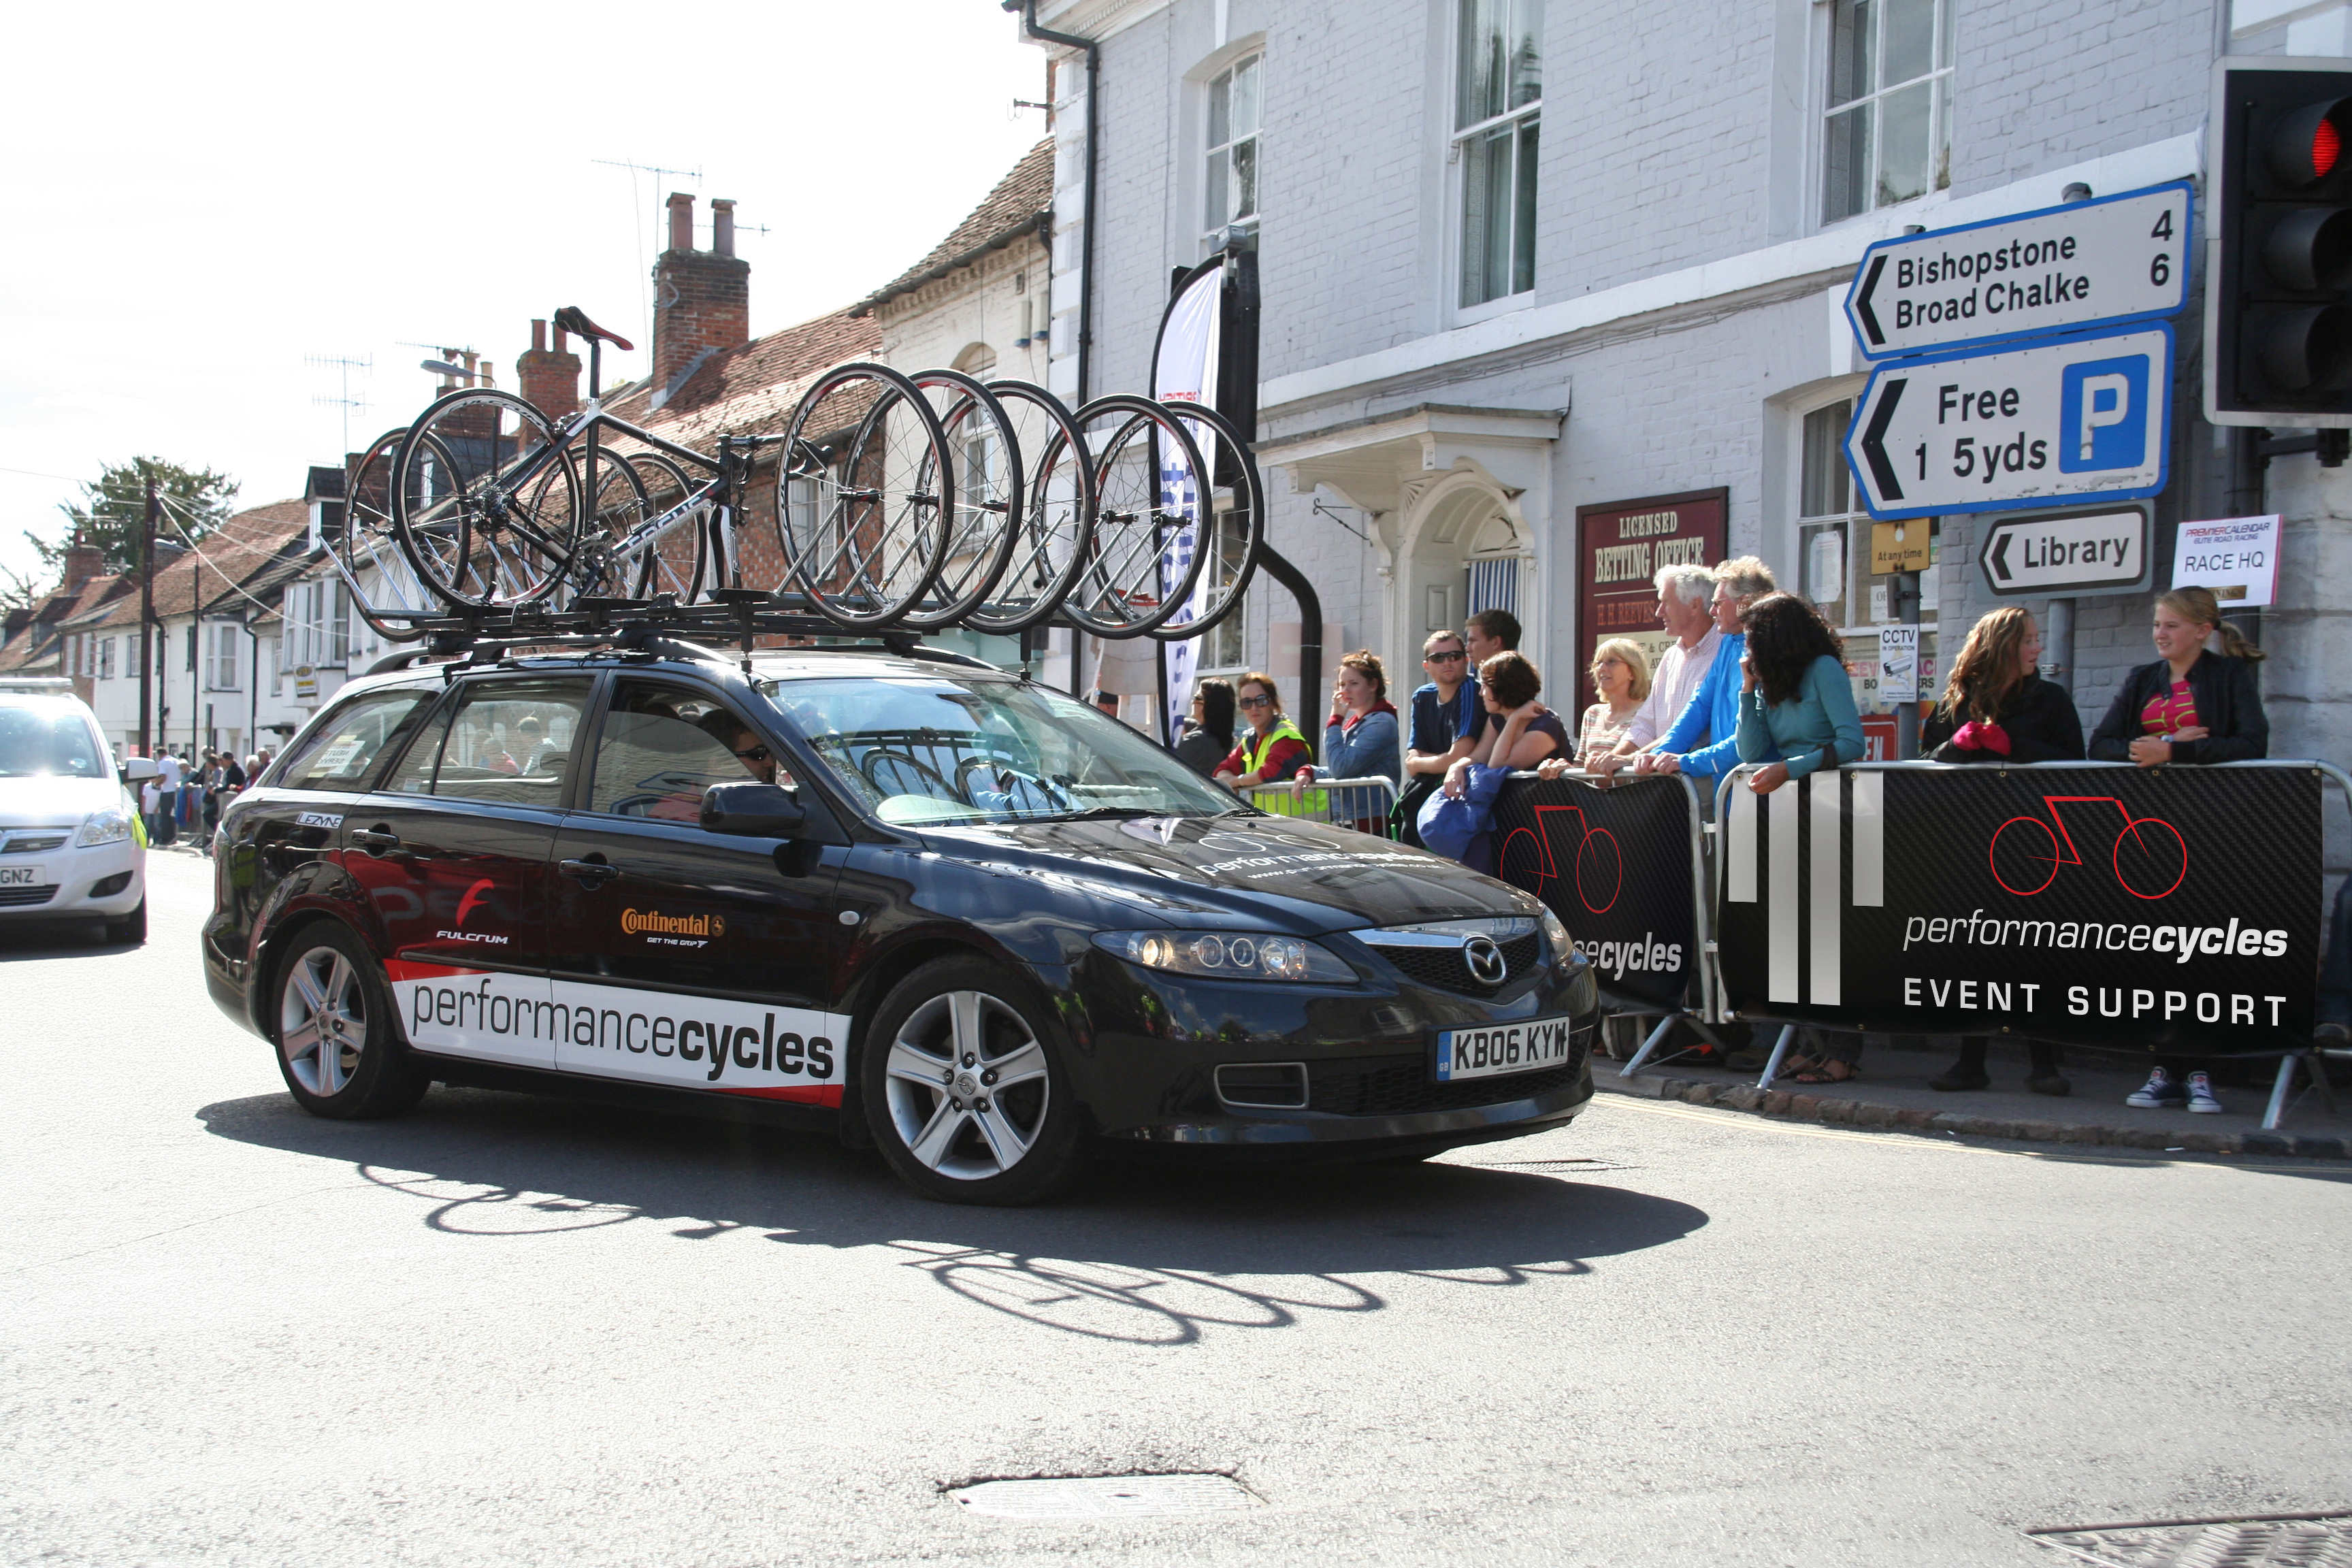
[{"xmin": 1018, "ymin": 805, "xmax": 1161, "ymax": 822}]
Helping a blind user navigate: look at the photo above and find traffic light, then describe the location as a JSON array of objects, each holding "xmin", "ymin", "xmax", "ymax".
[{"xmin": 2208, "ymin": 58, "xmax": 2352, "ymax": 426}]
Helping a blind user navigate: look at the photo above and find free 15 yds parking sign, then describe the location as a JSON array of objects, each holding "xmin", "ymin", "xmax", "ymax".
[{"xmin": 1843, "ymin": 322, "xmax": 2173, "ymax": 521}]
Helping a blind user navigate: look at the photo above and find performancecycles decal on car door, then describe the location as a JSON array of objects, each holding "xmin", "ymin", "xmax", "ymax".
[{"xmin": 384, "ymin": 961, "xmax": 852, "ymax": 1105}]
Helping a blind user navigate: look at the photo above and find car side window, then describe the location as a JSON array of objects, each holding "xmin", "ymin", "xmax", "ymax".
[
  {"xmin": 585, "ymin": 681, "xmax": 795, "ymax": 823},
  {"xmin": 379, "ymin": 677, "xmax": 591, "ymax": 806},
  {"xmin": 276, "ymin": 687, "xmax": 439, "ymax": 793}
]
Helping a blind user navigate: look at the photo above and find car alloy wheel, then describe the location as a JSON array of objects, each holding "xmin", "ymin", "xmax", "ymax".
[
  {"xmin": 883, "ymin": 989, "xmax": 1052, "ymax": 1181},
  {"xmin": 280, "ymin": 943, "xmax": 369, "ymax": 1097}
]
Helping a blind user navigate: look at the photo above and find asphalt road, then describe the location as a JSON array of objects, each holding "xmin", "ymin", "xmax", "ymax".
[{"xmin": 3, "ymin": 851, "xmax": 2347, "ymax": 1567}]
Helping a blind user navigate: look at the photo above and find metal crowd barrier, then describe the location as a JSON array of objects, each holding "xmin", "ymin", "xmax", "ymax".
[
  {"xmin": 1695, "ymin": 757, "xmax": 2352, "ymax": 1131},
  {"xmin": 1233, "ymin": 776, "xmax": 1399, "ymax": 832}
]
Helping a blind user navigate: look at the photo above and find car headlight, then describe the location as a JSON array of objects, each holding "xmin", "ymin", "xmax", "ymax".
[
  {"xmin": 76, "ymin": 808, "xmax": 133, "ymax": 847},
  {"xmin": 1096, "ymin": 929, "xmax": 1357, "ymax": 983},
  {"xmin": 1561, "ymin": 956, "xmax": 1599, "ymax": 1016},
  {"xmin": 1537, "ymin": 907, "xmax": 1571, "ymax": 963}
]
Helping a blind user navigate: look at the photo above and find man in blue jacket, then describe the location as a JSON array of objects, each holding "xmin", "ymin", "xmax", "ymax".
[{"xmin": 1637, "ymin": 557, "xmax": 1782, "ymax": 786}]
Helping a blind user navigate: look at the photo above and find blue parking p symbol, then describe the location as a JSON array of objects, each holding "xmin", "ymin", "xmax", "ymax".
[{"xmin": 2059, "ymin": 355, "xmax": 2150, "ymax": 472}]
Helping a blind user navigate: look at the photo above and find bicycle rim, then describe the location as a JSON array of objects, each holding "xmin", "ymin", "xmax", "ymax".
[
  {"xmin": 773, "ymin": 362, "xmax": 954, "ymax": 629},
  {"xmin": 1060, "ymin": 394, "xmax": 1212, "ymax": 640},
  {"xmin": 895, "ymin": 370, "xmax": 1025, "ymax": 630},
  {"xmin": 622, "ymin": 451, "xmax": 711, "ymax": 604},
  {"xmin": 392, "ymin": 388, "xmax": 580, "ymax": 609},
  {"xmin": 963, "ymin": 380, "xmax": 1096, "ymax": 636},
  {"xmin": 1144, "ymin": 399, "xmax": 1264, "ymax": 642},
  {"xmin": 337, "ymin": 427, "xmax": 438, "ymax": 634}
]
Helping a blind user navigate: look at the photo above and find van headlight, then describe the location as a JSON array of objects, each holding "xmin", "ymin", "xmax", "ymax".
[
  {"xmin": 76, "ymin": 808, "xmax": 134, "ymax": 847},
  {"xmin": 1537, "ymin": 907, "xmax": 1571, "ymax": 963},
  {"xmin": 1096, "ymin": 930, "xmax": 1356, "ymax": 983}
]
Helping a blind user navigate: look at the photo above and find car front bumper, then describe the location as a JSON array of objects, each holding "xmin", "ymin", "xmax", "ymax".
[{"xmin": 0, "ymin": 836, "xmax": 144, "ymax": 924}]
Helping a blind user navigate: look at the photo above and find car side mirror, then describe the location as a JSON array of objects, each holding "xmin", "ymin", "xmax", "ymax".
[
  {"xmin": 700, "ymin": 781, "xmax": 806, "ymax": 838},
  {"xmin": 122, "ymin": 758, "xmax": 159, "ymax": 783}
]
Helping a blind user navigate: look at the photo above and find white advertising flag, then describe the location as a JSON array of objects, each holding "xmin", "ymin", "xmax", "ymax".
[{"xmin": 1154, "ymin": 262, "xmax": 1222, "ymax": 744}]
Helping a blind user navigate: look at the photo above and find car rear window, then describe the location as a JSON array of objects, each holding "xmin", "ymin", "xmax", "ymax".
[{"xmin": 276, "ymin": 687, "xmax": 439, "ymax": 792}]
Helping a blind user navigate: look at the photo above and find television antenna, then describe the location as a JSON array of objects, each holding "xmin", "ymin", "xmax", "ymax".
[
  {"xmin": 593, "ymin": 156, "xmax": 704, "ymax": 351},
  {"xmin": 304, "ymin": 353, "xmax": 372, "ymax": 454}
]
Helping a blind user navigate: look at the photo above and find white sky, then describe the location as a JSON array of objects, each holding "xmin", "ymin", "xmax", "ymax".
[{"xmin": 0, "ymin": 1, "xmax": 1050, "ymax": 583}]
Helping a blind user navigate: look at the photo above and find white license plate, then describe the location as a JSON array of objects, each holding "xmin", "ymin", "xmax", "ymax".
[
  {"xmin": 0, "ymin": 867, "xmax": 42, "ymax": 887},
  {"xmin": 1435, "ymin": 1015, "xmax": 1578, "ymax": 1082}
]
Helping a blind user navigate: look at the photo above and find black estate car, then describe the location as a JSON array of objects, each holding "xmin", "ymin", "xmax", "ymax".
[{"xmin": 202, "ymin": 643, "xmax": 1598, "ymax": 1203}]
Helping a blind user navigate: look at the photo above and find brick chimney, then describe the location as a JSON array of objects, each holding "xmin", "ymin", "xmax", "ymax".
[
  {"xmin": 650, "ymin": 193, "xmax": 749, "ymax": 409},
  {"xmin": 517, "ymin": 318, "xmax": 583, "ymax": 419},
  {"xmin": 61, "ymin": 534, "xmax": 102, "ymax": 594}
]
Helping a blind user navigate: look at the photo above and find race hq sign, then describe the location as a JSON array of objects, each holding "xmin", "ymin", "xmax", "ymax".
[{"xmin": 1712, "ymin": 766, "xmax": 2321, "ymax": 1053}]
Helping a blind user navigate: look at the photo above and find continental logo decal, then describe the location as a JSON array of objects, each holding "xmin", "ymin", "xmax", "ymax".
[{"xmin": 622, "ymin": 907, "xmax": 725, "ymax": 938}]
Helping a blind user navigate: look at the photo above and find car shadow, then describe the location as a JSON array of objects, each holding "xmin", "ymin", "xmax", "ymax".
[
  {"xmin": 199, "ymin": 1086, "xmax": 1708, "ymax": 1346},
  {"xmin": 0, "ymin": 926, "xmax": 134, "ymax": 961}
]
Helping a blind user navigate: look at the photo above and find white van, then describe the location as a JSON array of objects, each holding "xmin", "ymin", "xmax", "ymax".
[{"xmin": 0, "ymin": 679, "xmax": 152, "ymax": 943}]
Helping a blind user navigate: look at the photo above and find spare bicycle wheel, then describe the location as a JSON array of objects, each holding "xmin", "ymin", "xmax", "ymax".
[
  {"xmin": 1060, "ymin": 394, "xmax": 1213, "ymax": 640},
  {"xmin": 773, "ymin": 362, "xmax": 954, "ymax": 629},
  {"xmin": 336, "ymin": 427, "xmax": 436, "ymax": 637},
  {"xmin": 392, "ymin": 388, "xmax": 580, "ymax": 610},
  {"xmin": 962, "ymin": 380, "xmax": 1096, "ymax": 637},
  {"xmin": 1145, "ymin": 400, "xmax": 1263, "ymax": 642},
  {"xmin": 894, "ymin": 369, "xmax": 1025, "ymax": 630}
]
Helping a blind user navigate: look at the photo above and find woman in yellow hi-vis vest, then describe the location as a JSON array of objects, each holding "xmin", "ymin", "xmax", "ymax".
[{"xmin": 1212, "ymin": 671, "xmax": 1322, "ymax": 816}]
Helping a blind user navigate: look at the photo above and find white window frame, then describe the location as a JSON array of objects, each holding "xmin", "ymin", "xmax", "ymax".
[
  {"xmin": 1451, "ymin": 0, "xmax": 1543, "ymax": 315},
  {"xmin": 205, "ymin": 621, "xmax": 241, "ymax": 691},
  {"xmin": 1201, "ymin": 51, "xmax": 1264, "ymax": 253},
  {"xmin": 98, "ymin": 636, "xmax": 116, "ymax": 682},
  {"xmin": 1818, "ymin": 0, "xmax": 1955, "ymax": 228}
]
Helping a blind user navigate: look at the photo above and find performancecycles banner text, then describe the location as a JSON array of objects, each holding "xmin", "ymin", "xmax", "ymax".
[
  {"xmin": 385, "ymin": 962, "xmax": 853, "ymax": 1105},
  {"xmin": 1490, "ymin": 773, "xmax": 1700, "ymax": 1007},
  {"xmin": 1713, "ymin": 766, "xmax": 2321, "ymax": 1051}
]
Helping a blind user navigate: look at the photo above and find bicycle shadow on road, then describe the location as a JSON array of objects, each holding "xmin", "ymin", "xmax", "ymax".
[{"xmin": 198, "ymin": 1085, "xmax": 1708, "ymax": 1345}]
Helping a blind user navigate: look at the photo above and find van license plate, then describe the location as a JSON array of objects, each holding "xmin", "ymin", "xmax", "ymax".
[{"xmin": 1434, "ymin": 1015, "xmax": 1575, "ymax": 1081}]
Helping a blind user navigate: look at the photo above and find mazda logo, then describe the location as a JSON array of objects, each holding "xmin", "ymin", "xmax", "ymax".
[{"xmin": 1463, "ymin": 935, "xmax": 1507, "ymax": 986}]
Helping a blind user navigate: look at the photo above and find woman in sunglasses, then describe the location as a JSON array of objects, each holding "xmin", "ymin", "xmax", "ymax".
[{"xmin": 1212, "ymin": 671, "xmax": 1313, "ymax": 790}]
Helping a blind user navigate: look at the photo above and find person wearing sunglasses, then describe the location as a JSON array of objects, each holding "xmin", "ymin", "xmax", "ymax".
[
  {"xmin": 727, "ymin": 727, "xmax": 781, "ymax": 787},
  {"xmin": 1396, "ymin": 630, "xmax": 1488, "ymax": 845},
  {"xmin": 1212, "ymin": 672, "xmax": 1313, "ymax": 791}
]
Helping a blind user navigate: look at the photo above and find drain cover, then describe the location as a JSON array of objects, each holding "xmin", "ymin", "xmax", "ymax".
[
  {"xmin": 2029, "ymin": 1512, "xmax": 2352, "ymax": 1567},
  {"xmin": 949, "ymin": 1473, "xmax": 1260, "ymax": 1519}
]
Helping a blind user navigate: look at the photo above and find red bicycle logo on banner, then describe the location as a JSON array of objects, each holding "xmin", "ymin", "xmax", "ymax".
[
  {"xmin": 1499, "ymin": 802, "xmax": 1624, "ymax": 914},
  {"xmin": 1988, "ymin": 796, "xmax": 2187, "ymax": 900}
]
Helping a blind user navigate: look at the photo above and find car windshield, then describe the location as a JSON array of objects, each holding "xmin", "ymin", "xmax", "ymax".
[
  {"xmin": 765, "ymin": 673, "xmax": 1240, "ymax": 826},
  {"xmin": 0, "ymin": 706, "xmax": 105, "ymax": 779}
]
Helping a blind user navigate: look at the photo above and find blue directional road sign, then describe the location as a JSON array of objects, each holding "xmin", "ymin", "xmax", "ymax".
[{"xmin": 1843, "ymin": 322, "xmax": 2174, "ymax": 521}]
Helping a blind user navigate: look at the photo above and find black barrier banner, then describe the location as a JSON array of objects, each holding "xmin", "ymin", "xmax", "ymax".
[
  {"xmin": 1714, "ymin": 766, "xmax": 2321, "ymax": 1053},
  {"xmin": 1492, "ymin": 774, "xmax": 1699, "ymax": 1007}
]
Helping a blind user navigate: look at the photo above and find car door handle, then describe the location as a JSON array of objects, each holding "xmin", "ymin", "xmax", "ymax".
[
  {"xmin": 559, "ymin": 856, "xmax": 619, "ymax": 887},
  {"xmin": 350, "ymin": 827, "xmax": 402, "ymax": 854}
]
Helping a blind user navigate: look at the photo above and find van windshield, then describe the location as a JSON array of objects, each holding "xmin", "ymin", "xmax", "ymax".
[
  {"xmin": 0, "ymin": 706, "xmax": 105, "ymax": 779},
  {"xmin": 765, "ymin": 674, "xmax": 1240, "ymax": 826}
]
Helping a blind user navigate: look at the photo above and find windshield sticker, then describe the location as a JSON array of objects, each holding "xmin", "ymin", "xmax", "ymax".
[{"xmin": 384, "ymin": 968, "xmax": 851, "ymax": 1103}]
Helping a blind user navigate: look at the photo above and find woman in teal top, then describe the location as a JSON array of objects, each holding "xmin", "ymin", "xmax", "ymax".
[{"xmin": 1733, "ymin": 593, "xmax": 1864, "ymax": 796}]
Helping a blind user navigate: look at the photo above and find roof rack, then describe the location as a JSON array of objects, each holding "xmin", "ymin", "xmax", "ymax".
[{"xmin": 357, "ymin": 595, "xmax": 1013, "ymax": 681}]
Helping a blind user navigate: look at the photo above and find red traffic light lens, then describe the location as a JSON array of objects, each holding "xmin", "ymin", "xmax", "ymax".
[
  {"xmin": 2319, "ymin": 116, "xmax": 2343, "ymax": 178},
  {"xmin": 2268, "ymin": 97, "xmax": 2352, "ymax": 184}
]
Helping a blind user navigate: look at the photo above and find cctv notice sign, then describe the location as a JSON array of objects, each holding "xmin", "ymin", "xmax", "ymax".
[
  {"xmin": 1714, "ymin": 765, "xmax": 2321, "ymax": 1054},
  {"xmin": 1844, "ymin": 181, "xmax": 2193, "ymax": 360},
  {"xmin": 1844, "ymin": 322, "xmax": 2174, "ymax": 520}
]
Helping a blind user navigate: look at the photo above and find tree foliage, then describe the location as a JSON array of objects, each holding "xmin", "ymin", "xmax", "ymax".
[{"xmin": 28, "ymin": 456, "xmax": 240, "ymax": 581}]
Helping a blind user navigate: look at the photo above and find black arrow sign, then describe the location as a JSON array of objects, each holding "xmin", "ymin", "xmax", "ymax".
[
  {"xmin": 1990, "ymin": 529, "xmax": 2013, "ymax": 583},
  {"xmin": 1855, "ymin": 255, "xmax": 1886, "ymax": 346},
  {"xmin": 1859, "ymin": 377, "xmax": 1906, "ymax": 502}
]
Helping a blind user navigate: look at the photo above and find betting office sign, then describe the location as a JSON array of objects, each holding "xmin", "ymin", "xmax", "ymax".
[
  {"xmin": 1571, "ymin": 488, "xmax": 1726, "ymax": 720},
  {"xmin": 1714, "ymin": 766, "xmax": 2320, "ymax": 1051}
]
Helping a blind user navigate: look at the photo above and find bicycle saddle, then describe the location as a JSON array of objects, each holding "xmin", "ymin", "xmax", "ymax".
[{"xmin": 553, "ymin": 306, "xmax": 634, "ymax": 352}]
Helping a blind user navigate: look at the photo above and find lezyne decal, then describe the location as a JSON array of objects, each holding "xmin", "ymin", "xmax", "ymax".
[
  {"xmin": 296, "ymin": 812, "xmax": 342, "ymax": 830},
  {"xmin": 383, "ymin": 962, "xmax": 850, "ymax": 1103}
]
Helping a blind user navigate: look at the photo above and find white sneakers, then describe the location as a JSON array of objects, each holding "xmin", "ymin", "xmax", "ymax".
[{"xmin": 2125, "ymin": 1066, "xmax": 2223, "ymax": 1113}]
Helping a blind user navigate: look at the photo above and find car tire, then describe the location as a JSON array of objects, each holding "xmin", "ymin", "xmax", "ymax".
[
  {"xmin": 861, "ymin": 955, "xmax": 1088, "ymax": 1205},
  {"xmin": 105, "ymin": 898, "xmax": 146, "ymax": 945},
  {"xmin": 271, "ymin": 924, "xmax": 427, "ymax": 1120}
]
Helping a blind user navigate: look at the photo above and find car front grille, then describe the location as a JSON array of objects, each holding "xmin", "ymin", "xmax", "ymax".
[
  {"xmin": 1363, "ymin": 932, "xmax": 1543, "ymax": 994},
  {"xmin": 0, "ymin": 885, "xmax": 58, "ymax": 907},
  {"xmin": 0, "ymin": 834, "xmax": 67, "ymax": 855},
  {"xmin": 1307, "ymin": 1037, "xmax": 1588, "ymax": 1117}
]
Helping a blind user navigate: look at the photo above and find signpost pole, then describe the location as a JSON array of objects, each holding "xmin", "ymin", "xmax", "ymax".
[
  {"xmin": 1896, "ymin": 569, "xmax": 1921, "ymax": 759},
  {"xmin": 2044, "ymin": 595, "xmax": 2075, "ymax": 693}
]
